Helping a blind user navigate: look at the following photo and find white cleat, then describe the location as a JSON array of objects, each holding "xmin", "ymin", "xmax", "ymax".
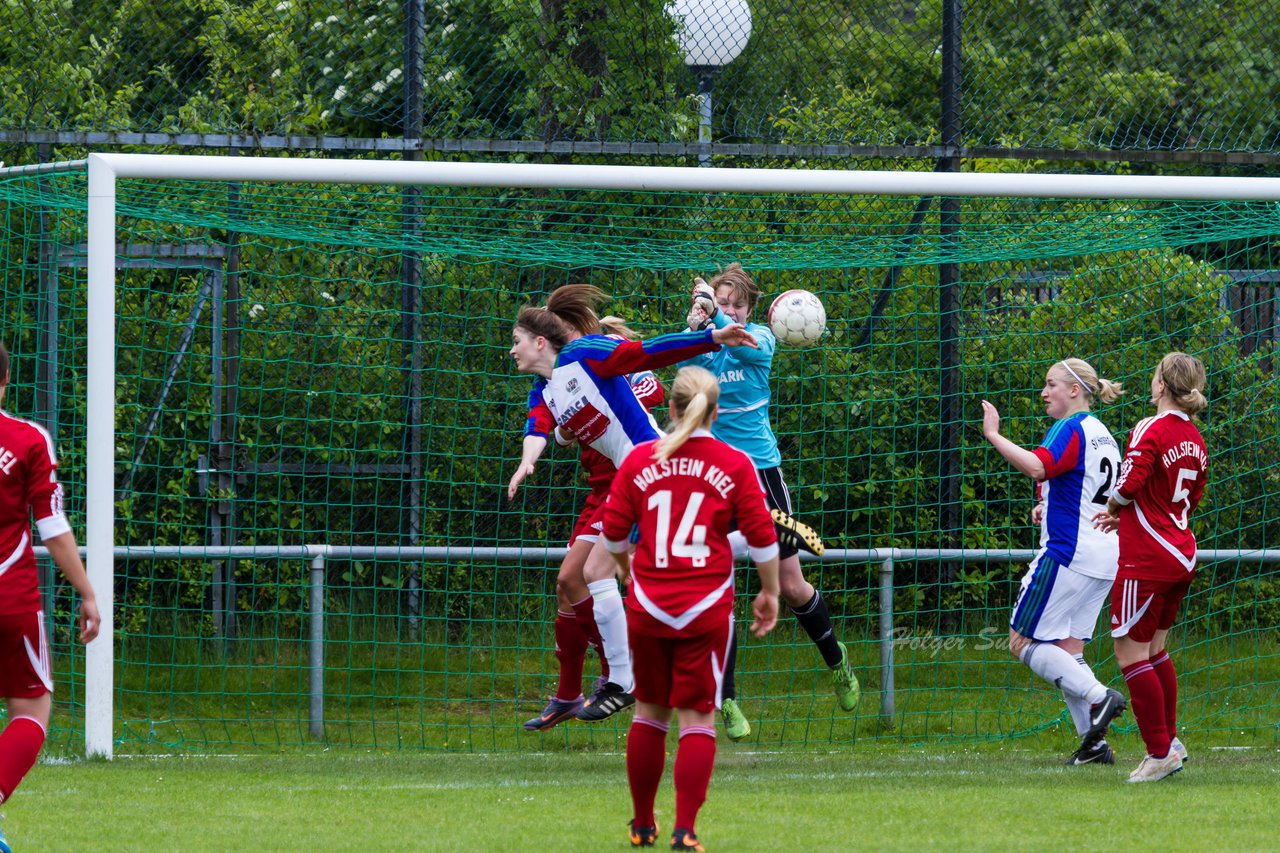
[
  {"xmin": 1170, "ymin": 736, "xmax": 1188, "ymax": 762},
  {"xmin": 1126, "ymin": 751, "xmax": 1183, "ymax": 783}
]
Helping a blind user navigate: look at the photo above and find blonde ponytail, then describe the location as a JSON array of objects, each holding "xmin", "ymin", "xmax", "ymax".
[
  {"xmin": 1157, "ymin": 352, "xmax": 1208, "ymax": 416},
  {"xmin": 1057, "ymin": 358, "xmax": 1124, "ymax": 404}
]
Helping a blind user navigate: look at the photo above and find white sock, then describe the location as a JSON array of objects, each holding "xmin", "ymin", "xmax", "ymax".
[
  {"xmin": 587, "ymin": 579, "xmax": 633, "ymax": 691},
  {"xmin": 1021, "ymin": 642, "xmax": 1107, "ymax": 706},
  {"xmin": 727, "ymin": 530, "xmax": 748, "ymax": 561},
  {"xmin": 1063, "ymin": 655, "xmax": 1095, "ymax": 736}
]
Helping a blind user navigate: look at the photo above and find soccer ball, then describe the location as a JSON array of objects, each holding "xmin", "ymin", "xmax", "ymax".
[{"xmin": 767, "ymin": 289, "xmax": 826, "ymax": 347}]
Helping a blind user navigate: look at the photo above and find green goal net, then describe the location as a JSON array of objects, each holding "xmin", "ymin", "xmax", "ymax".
[{"xmin": 0, "ymin": 161, "xmax": 1277, "ymax": 753}]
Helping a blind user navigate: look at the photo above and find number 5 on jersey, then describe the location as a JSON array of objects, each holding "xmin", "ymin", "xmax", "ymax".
[
  {"xmin": 647, "ymin": 489, "xmax": 710, "ymax": 568},
  {"xmin": 1170, "ymin": 468, "xmax": 1198, "ymax": 530}
]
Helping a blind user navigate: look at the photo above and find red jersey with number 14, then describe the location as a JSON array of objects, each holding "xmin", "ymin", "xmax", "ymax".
[
  {"xmin": 602, "ymin": 433, "xmax": 778, "ymax": 638},
  {"xmin": 0, "ymin": 410, "xmax": 70, "ymax": 614},
  {"xmin": 1112, "ymin": 410, "xmax": 1207, "ymax": 580}
]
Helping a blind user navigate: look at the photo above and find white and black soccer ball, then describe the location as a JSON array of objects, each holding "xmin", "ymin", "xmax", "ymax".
[{"xmin": 767, "ymin": 289, "xmax": 826, "ymax": 347}]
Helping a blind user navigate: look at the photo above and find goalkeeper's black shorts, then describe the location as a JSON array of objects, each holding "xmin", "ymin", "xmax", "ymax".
[{"xmin": 757, "ymin": 465, "xmax": 799, "ymax": 560}]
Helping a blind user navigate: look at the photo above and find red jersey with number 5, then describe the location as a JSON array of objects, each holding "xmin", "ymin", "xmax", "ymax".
[
  {"xmin": 601, "ymin": 432, "xmax": 778, "ymax": 638},
  {"xmin": 1112, "ymin": 410, "xmax": 1207, "ymax": 580}
]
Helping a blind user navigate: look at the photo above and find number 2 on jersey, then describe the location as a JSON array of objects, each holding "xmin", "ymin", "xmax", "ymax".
[
  {"xmin": 647, "ymin": 489, "xmax": 710, "ymax": 568},
  {"xmin": 1090, "ymin": 457, "xmax": 1115, "ymax": 505}
]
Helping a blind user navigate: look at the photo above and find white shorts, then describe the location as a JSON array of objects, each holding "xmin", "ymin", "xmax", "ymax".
[{"xmin": 1009, "ymin": 556, "xmax": 1112, "ymax": 643}]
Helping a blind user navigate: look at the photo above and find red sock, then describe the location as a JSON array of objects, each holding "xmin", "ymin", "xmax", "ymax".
[
  {"xmin": 673, "ymin": 726, "xmax": 717, "ymax": 834},
  {"xmin": 553, "ymin": 610, "xmax": 588, "ymax": 701},
  {"xmin": 1122, "ymin": 660, "xmax": 1170, "ymax": 758},
  {"xmin": 571, "ymin": 595, "xmax": 608, "ymax": 681},
  {"xmin": 1149, "ymin": 651, "xmax": 1178, "ymax": 740},
  {"xmin": 627, "ymin": 718, "xmax": 669, "ymax": 828},
  {"xmin": 0, "ymin": 716, "xmax": 46, "ymax": 803}
]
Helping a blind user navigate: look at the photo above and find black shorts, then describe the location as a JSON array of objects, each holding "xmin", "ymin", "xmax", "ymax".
[{"xmin": 756, "ymin": 466, "xmax": 797, "ymax": 560}]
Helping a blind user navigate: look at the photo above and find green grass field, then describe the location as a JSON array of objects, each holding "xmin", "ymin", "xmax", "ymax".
[{"xmin": 5, "ymin": 741, "xmax": 1278, "ymax": 851}]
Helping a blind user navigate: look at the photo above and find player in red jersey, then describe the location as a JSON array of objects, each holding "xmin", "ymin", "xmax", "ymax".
[
  {"xmin": 1092, "ymin": 352, "xmax": 1208, "ymax": 783},
  {"xmin": 514, "ymin": 316, "xmax": 665, "ymax": 732},
  {"xmin": 508, "ymin": 286, "xmax": 758, "ymax": 728},
  {"xmin": 601, "ymin": 366, "xmax": 780, "ymax": 852},
  {"xmin": 0, "ymin": 343, "xmax": 100, "ymax": 853}
]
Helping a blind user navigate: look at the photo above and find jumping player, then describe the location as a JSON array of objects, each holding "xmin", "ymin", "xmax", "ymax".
[
  {"xmin": 1092, "ymin": 352, "xmax": 1208, "ymax": 783},
  {"xmin": 509, "ymin": 285, "xmax": 759, "ymax": 724},
  {"xmin": 0, "ymin": 342, "xmax": 100, "ymax": 853},
  {"xmin": 980, "ymin": 358, "xmax": 1128, "ymax": 765},
  {"xmin": 514, "ymin": 316, "xmax": 666, "ymax": 731},
  {"xmin": 601, "ymin": 366, "xmax": 780, "ymax": 852},
  {"xmin": 681, "ymin": 264, "xmax": 857, "ymax": 741}
]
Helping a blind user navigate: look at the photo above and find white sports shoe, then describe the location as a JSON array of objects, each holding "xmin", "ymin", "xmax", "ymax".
[
  {"xmin": 1170, "ymin": 736, "xmax": 1188, "ymax": 762},
  {"xmin": 1126, "ymin": 751, "xmax": 1183, "ymax": 783}
]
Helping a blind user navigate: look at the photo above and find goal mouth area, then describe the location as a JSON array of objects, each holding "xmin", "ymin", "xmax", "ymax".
[{"xmin": 3, "ymin": 154, "xmax": 1279, "ymax": 757}]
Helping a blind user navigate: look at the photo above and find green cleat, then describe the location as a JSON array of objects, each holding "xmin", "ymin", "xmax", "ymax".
[
  {"xmin": 831, "ymin": 641, "xmax": 860, "ymax": 712},
  {"xmin": 720, "ymin": 697, "xmax": 751, "ymax": 742}
]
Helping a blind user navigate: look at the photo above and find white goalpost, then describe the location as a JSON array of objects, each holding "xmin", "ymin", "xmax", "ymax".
[{"xmin": 62, "ymin": 152, "xmax": 1280, "ymax": 757}]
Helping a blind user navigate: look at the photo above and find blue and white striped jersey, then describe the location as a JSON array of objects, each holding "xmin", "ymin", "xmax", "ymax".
[{"xmin": 1031, "ymin": 412, "xmax": 1121, "ymax": 580}]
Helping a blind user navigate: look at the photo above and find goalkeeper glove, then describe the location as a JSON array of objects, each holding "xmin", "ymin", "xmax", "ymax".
[
  {"xmin": 692, "ymin": 277, "xmax": 717, "ymax": 318},
  {"xmin": 687, "ymin": 276, "xmax": 717, "ymax": 331}
]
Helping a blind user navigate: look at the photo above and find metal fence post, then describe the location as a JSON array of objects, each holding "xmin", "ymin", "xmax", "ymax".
[
  {"xmin": 308, "ymin": 551, "xmax": 327, "ymax": 740},
  {"xmin": 878, "ymin": 556, "xmax": 895, "ymax": 726}
]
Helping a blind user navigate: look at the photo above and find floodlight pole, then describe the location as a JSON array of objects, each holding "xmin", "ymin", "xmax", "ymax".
[
  {"xmin": 85, "ymin": 154, "xmax": 117, "ymax": 759},
  {"xmin": 694, "ymin": 67, "xmax": 716, "ymax": 167}
]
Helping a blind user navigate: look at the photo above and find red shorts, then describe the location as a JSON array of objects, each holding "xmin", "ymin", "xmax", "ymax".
[
  {"xmin": 629, "ymin": 615, "xmax": 731, "ymax": 714},
  {"xmin": 568, "ymin": 487, "xmax": 610, "ymax": 547},
  {"xmin": 1110, "ymin": 574, "xmax": 1193, "ymax": 643},
  {"xmin": 0, "ymin": 610, "xmax": 53, "ymax": 698}
]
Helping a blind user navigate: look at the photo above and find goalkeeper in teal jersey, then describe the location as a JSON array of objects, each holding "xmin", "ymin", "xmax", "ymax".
[{"xmin": 678, "ymin": 263, "xmax": 859, "ymax": 741}]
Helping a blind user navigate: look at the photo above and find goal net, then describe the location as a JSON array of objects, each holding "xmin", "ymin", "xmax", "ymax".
[{"xmin": 0, "ymin": 155, "xmax": 1277, "ymax": 756}]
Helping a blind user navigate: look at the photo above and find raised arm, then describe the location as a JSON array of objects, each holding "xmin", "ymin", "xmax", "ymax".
[{"xmin": 980, "ymin": 400, "xmax": 1047, "ymax": 480}]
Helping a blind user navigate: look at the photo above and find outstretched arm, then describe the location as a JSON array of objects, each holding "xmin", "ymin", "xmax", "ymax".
[
  {"xmin": 584, "ymin": 326, "xmax": 759, "ymax": 378},
  {"xmin": 707, "ymin": 310, "xmax": 775, "ymax": 366}
]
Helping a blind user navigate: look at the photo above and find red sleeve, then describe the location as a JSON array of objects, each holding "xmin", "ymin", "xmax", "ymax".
[
  {"xmin": 585, "ymin": 331, "xmax": 717, "ymax": 378},
  {"xmin": 632, "ymin": 374, "xmax": 665, "ymax": 410},
  {"xmin": 731, "ymin": 451, "xmax": 777, "ymax": 551},
  {"xmin": 1032, "ymin": 440, "xmax": 1082, "ymax": 480},
  {"xmin": 524, "ymin": 390, "xmax": 555, "ymax": 439},
  {"xmin": 25, "ymin": 434, "xmax": 61, "ymax": 523},
  {"xmin": 1113, "ymin": 426, "xmax": 1156, "ymax": 504}
]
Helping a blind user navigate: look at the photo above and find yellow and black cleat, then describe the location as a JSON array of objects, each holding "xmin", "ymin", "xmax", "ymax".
[{"xmin": 771, "ymin": 507, "xmax": 825, "ymax": 557}]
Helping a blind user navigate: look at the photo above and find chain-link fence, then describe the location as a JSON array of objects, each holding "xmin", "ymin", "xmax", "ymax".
[{"xmin": 1, "ymin": 0, "xmax": 1277, "ymax": 161}]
